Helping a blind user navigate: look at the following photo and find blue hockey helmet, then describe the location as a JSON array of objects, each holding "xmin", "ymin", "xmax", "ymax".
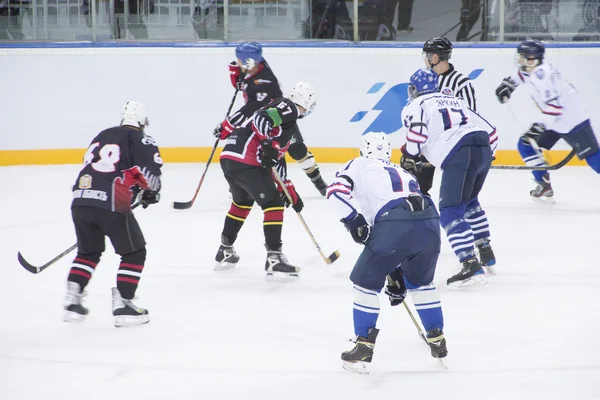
[
  {"xmin": 235, "ymin": 42, "xmax": 263, "ymax": 70},
  {"xmin": 517, "ymin": 39, "xmax": 545, "ymax": 61},
  {"xmin": 408, "ymin": 68, "xmax": 439, "ymax": 100}
]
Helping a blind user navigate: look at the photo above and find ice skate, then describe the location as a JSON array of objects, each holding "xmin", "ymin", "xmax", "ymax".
[
  {"xmin": 310, "ymin": 173, "xmax": 328, "ymax": 197},
  {"xmin": 476, "ymin": 239, "xmax": 496, "ymax": 275},
  {"xmin": 214, "ymin": 235, "xmax": 240, "ymax": 271},
  {"xmin": 112, "ymin": 287, "xmax": 150, "ymax": 327},
  {"xmin": 447, "ymin": 257, "xmax": 486, "ymax": 289},
  {"xmin": 264, "ymin": 245, "xmax": 300, "ymax": 281},
  {"xmin": 426, "ymin": 328, "xmax": 448, "ymax": 358},
  {"xmin": 530, "ymin": 175, "xmax": 554, "ymax": 203},
  {"xmin": 63, "ymin": 281, "xmax": 88, "ymax": 323},
  {"xmin": 341, "ymin": 328, "xmax": 379, "ymax": 374}
]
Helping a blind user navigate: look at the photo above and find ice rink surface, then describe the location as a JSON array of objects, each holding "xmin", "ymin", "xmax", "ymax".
[{"xmin": 1, "ymin": 162, "xmax": 599, "ymax": 400}]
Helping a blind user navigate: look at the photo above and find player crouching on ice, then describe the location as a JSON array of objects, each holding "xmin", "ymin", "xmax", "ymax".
[
  {"xmin": 495, "ymin": 39, "xmax": 600, "ymax": 201},
  {"xmin": 327, "ymin": 132, "xmax": 447, "ymax": 373},
  {"xmin": 214, "ymin": 82, "xmax": 317, "ymax": 281},
  {"xmin": 401, "ymin": 68, "xmax": 497, "ymax": 287}
]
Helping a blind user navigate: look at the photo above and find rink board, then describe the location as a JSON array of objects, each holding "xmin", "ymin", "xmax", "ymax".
[{"xmin": 0, "ymin": 43, "xmax": 597, "ymax": 166}]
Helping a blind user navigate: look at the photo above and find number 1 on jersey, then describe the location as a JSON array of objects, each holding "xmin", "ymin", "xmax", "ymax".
[
  {"xmin": 438, "ymin": 108, "xmax": 468, "ymax": 130},
  {"xmin": 384, "ymin": 167, "xmax": 403, "ymax": 192}
]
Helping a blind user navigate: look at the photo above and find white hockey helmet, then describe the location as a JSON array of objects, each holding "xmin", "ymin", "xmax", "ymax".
[
  {"xmin": 121, "ymin": 100, "xmax": 149, "ymax": 128},
  {"xmin": 360, "ymin": 132, "xmax": 391, "ymax": 161},
  {"xmin": 289, "ymin": 81, "xmax": 316, "ymax": 117}
]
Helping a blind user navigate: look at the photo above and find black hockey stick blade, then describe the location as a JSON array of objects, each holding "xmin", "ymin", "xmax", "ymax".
[
  {"xmin": 326, "ymin": 250, "xmax": 341, "ymax": 264},
  {"xmin": 172, "ymin": 200, "xmax": 193, "ymax": 210},
  {"xmin": 491, "ymin": 149, "xmax": 576, "ymax": 171},
  {"xmin": 18, "ymin": 242, "xmax": 78, "ymax": 274}
]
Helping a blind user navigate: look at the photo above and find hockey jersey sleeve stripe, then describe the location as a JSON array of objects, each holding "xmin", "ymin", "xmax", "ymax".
[
  {"xmin": 489, "ymin": 129, "xmax": 498, "ymax": 144},
  {"xmin": 546, "ymin": 102, "xmax": 563, "ymax": 110},
  {"xmin": 326, "ymin": 183, "xmax": 351, "ymax": 199},
  {"xmin": 407, "ymin": 129, "xmax": 427, "ymax": 143}
]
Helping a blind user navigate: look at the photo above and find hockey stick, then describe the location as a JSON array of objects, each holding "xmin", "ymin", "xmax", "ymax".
[
  {"xmin": 18, "ymin": 202, "xmax": 142, "ymax": 274},
  {"xmin": 172, "ymin": 88, "xmax": 239, "ymax": 210},
  {"xmin": 491, "ymin": 149, "xmax": 576, "ymax": 171},
  {"xmin": 271, "ymin": 167, "xmax": 340, "ymax": 265}
]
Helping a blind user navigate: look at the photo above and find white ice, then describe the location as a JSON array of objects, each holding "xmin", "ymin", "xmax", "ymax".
[{"xmin": 1, "ymin": 163, "xmax": 599, "ymax": 400}]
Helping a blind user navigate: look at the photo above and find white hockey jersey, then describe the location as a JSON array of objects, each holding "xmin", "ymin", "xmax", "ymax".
[
  {"xmin": 326, "ymin": 156, "xmax": 420, "ymax": 226},
  {"xmin": 511, "ymin": 63, "xmax": 589, "ymax": 134},
  {"xmin": 401, "ymin": 93, "xmax": 497, "ymax": 168}
]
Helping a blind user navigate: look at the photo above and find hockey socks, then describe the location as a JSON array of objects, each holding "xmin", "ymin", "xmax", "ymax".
[
  {"xmin": 223, "ymin": 201, "xmax": 253, "ymax": 242},
  {"xmin": 518, "ymin": 136, "xmax": 547, "ymax": 182},
  {"xmin": 68, "ymin": 253, "xmax": 100, "ymax": 291},
  {"xmin": 352, "ymin": 285, "xmax": 380, "ymax": 338},
  {"xmin": 117, "ymin": 248, "xmax": 146, "ymax": 300},
  {"xmin": 262, "ymin": 201, "xmax": 284, "ymax": 249},
  {"xmin": 464, "ymin": 199, "xmax": 490, "ymax": 242},
  {"xmin": 405, "ymin": 280, "xmax": 443, "ymax": 333}
]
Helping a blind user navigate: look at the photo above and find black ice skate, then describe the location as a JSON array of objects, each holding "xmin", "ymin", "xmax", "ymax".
[
  {"xmin": 307, "ymin": 170, "xmax": 328, "ymax": 197},
  {"xmin": 265, "ymin": 245, "xmax": 300, "ymax": 281},
  {"xmin": 112, "ymin": 287, "xmax": 150, "ymax": 327},
  {"xmin": 426, "ymin": 328, "xmax": 448, "ymax": 359},
  {"xmin": 63, "ymin": 281, "xmax": 88, "ymax": 323},
  {"xmin": 341, "ymin": 328, "xmax": 379, "ymax": 374},
  {"xmin": 476, "ymin": 239, "xmax": 497, "ymax": 275},
  {"xmin": 214, "ymin": 235, "xmax": 240, "ymax": 271},
  {"xmin": 530, "ymin": 175, "xmax": 554, "ymax": 203},
  {"xmin": 447, "ymin": 257, "xmax": 486, "ymax": 289}
]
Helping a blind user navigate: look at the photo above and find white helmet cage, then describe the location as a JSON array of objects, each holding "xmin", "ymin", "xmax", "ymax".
[
  {"xmin": 289, "ymin": 81, "xmax": 317, "ymax": 117},
  {"xmin": 121, "ymin": 100, "xmax": 149, "ymax": 128},
  {"xmin": 360, "ymin": 132, "xmax": 391, "ymax": 161}
]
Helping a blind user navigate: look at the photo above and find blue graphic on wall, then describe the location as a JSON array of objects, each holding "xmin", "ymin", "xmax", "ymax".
[{"xmin": 350, "ymin": 69, "xmax": 484, "ymax": 135}]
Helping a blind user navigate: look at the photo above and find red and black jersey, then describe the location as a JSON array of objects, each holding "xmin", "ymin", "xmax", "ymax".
[
  {"xmin": 72, "ymin": 126, "xmax": 162, "ymax": 213},
  {"xmin": 221, "ymin": 97, "xmax": 300, "ymax": 166},
  {"xmin": 227, "ymin": 60, "xmax": 283, "ymax": 127}
]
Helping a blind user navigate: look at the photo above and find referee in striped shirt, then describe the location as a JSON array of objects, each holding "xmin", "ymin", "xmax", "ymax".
[{"xmin": 414, "ymin": 37, "xmax": 477, "ymax": 195}]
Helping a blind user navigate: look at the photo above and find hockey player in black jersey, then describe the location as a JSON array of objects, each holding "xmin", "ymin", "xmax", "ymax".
[
  {"xmin": 213, "ymin": 42, "xmax": 328, "ymax": 196},
  {"xmin": 214, "ymin": 82, "xmax": 317, "ymax": 280},
  {"xmin": 64, "ymin": 100, "xmax": 162, "ymax": 327}
]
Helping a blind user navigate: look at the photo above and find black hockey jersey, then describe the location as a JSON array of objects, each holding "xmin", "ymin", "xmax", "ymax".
[
  {"xmin": 221, "ymin": 97, "xmax": 300, "ymax": 166},
  {"xmin": 227, "ymin": 60, "xmax": 283, "ymax": 127},
  {"xmin": 72, "ymin": 126, "xmax": 162, "ymax": 213}
]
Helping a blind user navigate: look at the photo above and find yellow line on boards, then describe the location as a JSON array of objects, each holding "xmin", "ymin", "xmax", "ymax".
[{"xmin": 0, "ymin": 148, "xmax": 586, "ymax": 166}]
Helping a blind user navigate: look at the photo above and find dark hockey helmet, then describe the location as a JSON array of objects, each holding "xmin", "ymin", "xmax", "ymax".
[
  {"xmin": 423, "ymin": 37, "xmax": 453, "ymax": 61},
  {"xmin": 235, "ymin": 42, "xmax": 264, "ymax": 70},
  {"xmin": 517, "ymin": 39, "xmax": 545, "ymax": 62},
  {"xmin": 408, "ymin": 68, "xmax": 439, "ymax": 100}
]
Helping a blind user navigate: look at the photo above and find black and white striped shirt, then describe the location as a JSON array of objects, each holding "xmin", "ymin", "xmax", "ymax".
[{"xmin": 438, "ymin": 64, "xmax": 477, "ymax": 111}]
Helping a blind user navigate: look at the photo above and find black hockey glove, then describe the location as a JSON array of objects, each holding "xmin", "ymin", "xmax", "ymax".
[
  {"xmin": 385, "ymin": 273, "xmax": 407, "ymax": 306},
  {"xmin": 141, "ymin": 190, "xmax": 160, "ymax": 209},
  {"xmin": 523, "ymin": 122, "xmax": 546, "ymax": 145},
  {"xmin": 341, "ymin": 213, "xmax": 371, "ymax": 245},
  {"xmin": 260, "ymin": 140, "xmax": 280, "ymax": 168},
  {"xmin": 400, "ymin": 145, "xmax": 422, "ymax": 174},
  {"xmin": 495, "ymin": 77, "xmax": 518, "ymax": 104}
]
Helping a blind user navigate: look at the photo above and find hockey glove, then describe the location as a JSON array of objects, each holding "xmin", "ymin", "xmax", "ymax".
[
  {"xmin": 385, "ymin": 273, "xmax": 407, "ymax": 306},
  {"xmin": 213, "ymin": 119, "xmax": 235, "ymax": 140},
  {"xmin": 495, "ymin": 77, "xmax": 518, "ymax": 104},
  {"xmin": 341, "ymin": 214, "xmax": 371, "ymax": 245},
  {"xmin": 277, "ymin": 179, "xmax": 304, "ymax": 213},
  {"xmin": 228, "ymin": 61, "xmax": 242, "ymax": 90},
  {"xmin": 141, "ymin": 190, "xmax": 160, "ymax": 209},
  {"xmin": 260, "ymin": 140, "xmax": 280, "ymax": 168},
  {"xmin": 400, "ymin": 144, "xmax": 422, "ymax": 174},
  {"xmin": 524, "ymin": 122, "xmax": 546, "ymax": 145}
]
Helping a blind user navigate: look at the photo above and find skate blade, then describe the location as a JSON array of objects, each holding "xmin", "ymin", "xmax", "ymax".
[
  {"xmin": 341, "ymin": 360, "xmax": 370, "ymax": 374},
  {"xmin": 447, "ymin": 273, "xmax": 487, "ymax": 290},
  {"xmin": 214, "ymin": 261, "xmax": 238, "ymax": 271},
  {"xmin": 265, "ymin": 271, "xmax": 299, "ymax": 282},
  {"xmin": 532, "ymin": 196, "xmax": 555, "ymax": 205},
  {"xmin": 63, "ymin": 310, "xmax": 87, "ymax": 323},
  {"xmin": 484, "ymin": 265, "xmax": 496, "ymax": 276},
  {"xmin": 114, "ymin": 314, "xmax": 150, "ymax": 328},
  {"xmin": 436, "ymin": 357, "xmax": 448, "ymax": 370}
]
